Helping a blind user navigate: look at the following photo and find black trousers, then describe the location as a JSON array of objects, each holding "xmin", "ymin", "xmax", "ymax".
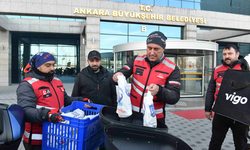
[
  {"xmin": 23, "ymin": 140, "xmax": 42, "ymax": 150},
  {"xmin": 209, "ymin": 113, "xmax": 249, "ymax": 150}
]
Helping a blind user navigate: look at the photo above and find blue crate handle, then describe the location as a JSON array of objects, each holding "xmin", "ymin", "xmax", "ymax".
[{"xmin": 61, "ymin": 101, "xmax": 104, "ymax": 112}]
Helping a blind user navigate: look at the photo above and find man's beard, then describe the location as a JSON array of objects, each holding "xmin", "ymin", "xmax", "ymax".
[
  {"xmin": 49, "ymin": 71, "xmax": 54, "ymax": 74},
  {"xmin": 90, "ymin": 65, "xmax": 100, "ymax": 72},
  {"xmin": 224, "ymin": 58, "xmax": 233, "ymax": 65}
]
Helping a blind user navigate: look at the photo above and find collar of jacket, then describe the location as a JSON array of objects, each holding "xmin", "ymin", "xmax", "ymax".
[
  {"xmin": 84, "ymin": 65, "xmax": 104, "ymax": 74},
  {"xmin": 145, "ymin": 53, "xmax": 165, "ymax": 68},
  {"xmin": 221, "ymin": 59, "xmax": 240, "ymax": 68},
  {"xmin": 24, "ymin": 71, "xmax": 54, "ymax": 81},
  {"xmin": 82, "ymin": 65, "xmax": 109, "ymax": 79}
]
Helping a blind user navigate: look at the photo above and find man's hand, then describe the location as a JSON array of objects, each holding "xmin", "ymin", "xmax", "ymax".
[
  {"xmin": 112, "ymin": 72, "xmax": 124, "ymax": 83},
  {"xmin": 205, "ymin": 111, "xmax": 213, "ymax": 120},
  {"xmin": 148, "ymin": 84, "xmax": 159, "ymax": 96},
  {"xmin": 83, "ymin": 98, "xmax": 93, "ymax": 103},
  {"xmin": 48, "ymin": 109, "xmax": 64, "ymax": 123}
]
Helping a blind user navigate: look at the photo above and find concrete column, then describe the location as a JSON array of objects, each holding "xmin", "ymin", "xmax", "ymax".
[
  {"xmin": 0, "ymin": 30, "xmax": 11, "ymax": 86},
  {"xmin": 81, "ymin": 17, "xmax": 100, "ymax": 69},
  {"xmin": 183, "ymin": 24, "xmax": 197, "ymax": 40}
]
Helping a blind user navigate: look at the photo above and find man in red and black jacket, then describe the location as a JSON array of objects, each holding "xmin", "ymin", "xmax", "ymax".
[
  {"xmin": 17, "ymin": 52, "xmax": 85, "ymax": 150},
  {"xmin": 205, "ymin": 44, "xmax": 249, "ymax": 150},
  {"xmin": 112, "ymin": 31, "xmax": 181, "ymax": 125}
]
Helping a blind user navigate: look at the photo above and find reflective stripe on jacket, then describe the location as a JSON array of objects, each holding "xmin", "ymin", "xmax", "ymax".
[{"xmin": 22, "ymin": 77, "xmax": 64, "ymax": 145}]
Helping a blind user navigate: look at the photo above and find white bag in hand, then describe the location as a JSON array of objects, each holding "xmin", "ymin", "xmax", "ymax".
[
  {"xmin": 116, "ymin": 75, "xmax": 132, "ymax": 118},
  {"xmin": 143, "ymin": 91, "xmax": 157, "ymax": 128}
]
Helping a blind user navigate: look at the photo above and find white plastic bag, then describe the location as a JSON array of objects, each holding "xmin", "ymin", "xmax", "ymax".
[
  {"xmin": 61, "ymin": 108, "xmax": 85, "ymax": 119},
  {"xmin": 143, "ymin": 91, "xmax": 157, "ymax": 128},
  {"xmin": 116, "ymin": 75, "xmax": 132, "ymax": 118}
]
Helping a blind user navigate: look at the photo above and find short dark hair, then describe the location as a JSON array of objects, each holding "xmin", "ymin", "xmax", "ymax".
[{"xmin": 223, "ymin": 44, "xmax": 239, "ymax": 53}]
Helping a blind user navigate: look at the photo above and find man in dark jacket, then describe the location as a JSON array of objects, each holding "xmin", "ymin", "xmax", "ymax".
[
  {"xmin": 205, "ymin": 44, "xmax": 249, "ymax": 150},
  {"xmin": 17, "ymin": 52, "xmax": 84, "ymax": 150},
  {"xmin": 71, "ymin": 50, "xmax": 117, "ymax": 107},
  {"xmin": 112, "ymin": 31, "xmax": 181, "ymax": 125}
]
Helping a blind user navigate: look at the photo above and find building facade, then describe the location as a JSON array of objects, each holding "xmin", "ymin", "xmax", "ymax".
[{"xmin": 0, "ymin": 0, "xmax": 250, "ymax": 97}]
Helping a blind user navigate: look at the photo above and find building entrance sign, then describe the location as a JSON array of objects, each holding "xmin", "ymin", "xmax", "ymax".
[{"xmin": 73, "ymin": 5, "xmax": 206, "ymax": 24}]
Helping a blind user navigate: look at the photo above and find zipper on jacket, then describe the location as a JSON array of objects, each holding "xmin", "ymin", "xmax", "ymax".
[
  {"xmin": 97, "ymin": 80, "xmax": 99, "ymax": 90},
  {"xmin": 50, "ymin": 81, "xmax": 61, "ymax": 108},
  {"xmin": 139, "ymin": 67, "xmax": 152, "ymax": 113}
]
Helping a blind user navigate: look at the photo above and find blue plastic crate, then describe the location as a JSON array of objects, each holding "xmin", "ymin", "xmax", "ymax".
[{"xmin": 42, "ymin": 101, "xmax": 104, "ymax": 150}]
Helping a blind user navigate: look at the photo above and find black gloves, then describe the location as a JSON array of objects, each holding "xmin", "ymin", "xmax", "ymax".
[{"xmin": 47, "ymin": 109, "xmax": 63, "ymax": 123}]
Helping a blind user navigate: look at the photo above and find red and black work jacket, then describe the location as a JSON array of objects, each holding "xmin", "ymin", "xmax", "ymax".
[
  {"xmin": 130, "ymin": 55, "xmax": 177, "ymax": 119},
  {"xmin": 213, "ymin": 63, "xmax": 241, "ymax": 101},
  {"xmin": 22, "ymin": 77, "xmax": 64, "ymax": 145}
]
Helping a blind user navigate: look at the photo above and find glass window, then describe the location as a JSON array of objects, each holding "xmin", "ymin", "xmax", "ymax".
[
  {"xmin": 58, "ymin": 57, "xmax": 76, "ymax": 67},
  {"xmin": 100, "ymin": 22, "xmax": 128, "ymax": 35},
  {"xmin": 100, "ymin": 35, "xmax": 127, "ymax": 49},
  {"xmin": 100, "ymin": 49, "xmax": 114, "ymax": 53},
  {"xmin": 28, "ymin": 38, "xmax": 39, "ymax": 44},
  {"xmin": 206, "ymin": 4, "xmax": 217, "ymax": 11},
  {"xmin": 21, "ymin": 16, "xmax": 39, "ymax": 19},
  {"xmin": 58, "ymin": 18, "xmax": 75, "ymax": 21},
  {"xmin": 194, "ymin": 0, "xmax": 201, "ymax": 2},
  {"xmin": 155, "ymin": 0, "xmax": 168, "ymax": 6},
  {"xmin": 125, "ymin": 0, "xmax": 139, "ymax": 3},
  {"xmin": 218, "ymin": 5, "xmax": 230, "ymax": 13},
  {"xmin": 169, "ymin": 0, "xmax": 181, "ymax": 8},
  {"xmin": 57, "ymin": 39, "xmax": 77, "ymax": 45},
  {"xmin": 5, "ymin": 15, "xmax": 20, "ymax": 18},
  {"xmin": 240, "ymin": 7, "xmax": 250, "ymax": 15},
  {"xmin": 75, "ymin": 19, "xmax": 85, "ymax": 22},
  {"xmin": 40, "ymin": 44, "xmax": 57, "ymax": 56},
  {"xmin": 218, "ymin": 0, "xmax": 230, "ymax": 6},
  {"xmin": 159, "ymin": 26, "xmax": 182, "ymax": 39},
  {"xmin": 140, "ymin": 0, "xmax": 154, "ymax": 5},
  {"xmin": 167, "ymin": 37, "xmax": 182, "ymax": 40},
  {"xmin": 231, "ymin": 6, "xmax": 240, "ymax": 14},
  {"xmin": 182, "ymin": 1, "xmax": 195, "ymax": 9},
  {"xmin": 129, "ymin": 36, "xmax": 147, "ymax": 42},
  {"xmin": 39, "ymin": 38, "xmax": 57, "ymax": 45},
  {"xmin": 199, "ymin": 2, "xmax": 207, "ymax": 10},
  {"xmin": 231, "ymin": 0, "xmax": 240, "ymax": 7},
  {"xmin": 129, "ymin": 24, "xmax": 158, "ymax": 36},
  {"xmin": 206, "ymin": 0, "xmax": 217, "ymax": 4},
  {"xmin": 30, "ymin": 44, "xmax": 39, "ymax": 56},
  {"xmin": 194, "ymin": 2, "xmax": 201, "ymax": 10},
  {"xmin": 40, "ymin": 17, "xmax": 57, "ymax": 20},
  {"xmin": 58, "ymin": 45, "xmax": 76, "ymax": 56}
]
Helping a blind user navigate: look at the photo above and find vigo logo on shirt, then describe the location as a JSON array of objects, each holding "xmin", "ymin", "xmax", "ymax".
[{"xmin": 225, "ymin": 92, "xmax": 248, "ymax": 105}]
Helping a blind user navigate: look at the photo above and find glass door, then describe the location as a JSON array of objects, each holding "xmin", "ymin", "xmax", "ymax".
[{"xmin": 177, "ymin": 56, "xmax": 204, "ymax": 96}]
